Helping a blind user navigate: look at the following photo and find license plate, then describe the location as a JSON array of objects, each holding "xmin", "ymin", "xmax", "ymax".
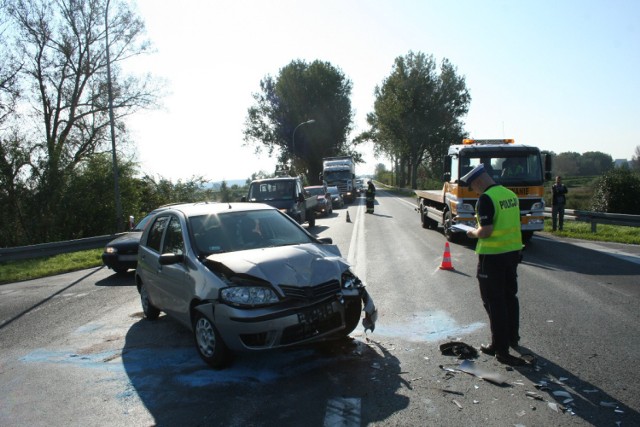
[{"xmin": 298, "ymin": 303, "xmax": 334, "ymax": 325}]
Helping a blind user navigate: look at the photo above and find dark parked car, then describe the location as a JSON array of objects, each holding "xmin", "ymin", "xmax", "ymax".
[
  {"xmin": 327, "ymin": 186, "xmax": 344, "ymax": 208},
  {"xmin": 304, "ymin": 185, "xmax": 332, "ymax": 217},
  {"xmin": 102, "ymin": 203, "xmax": 187, "ymax": 274},
  {"xmin": 135, "ymin": 202, "xmax": 377, "ymax": 368}
]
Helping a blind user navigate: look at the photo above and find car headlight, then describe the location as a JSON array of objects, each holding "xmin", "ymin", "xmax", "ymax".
[
  {"xmin": 104, "ymin": 247, "xmax": 117, "ymax": 254},
  {"xmin": 341, "ymin": 269, "xmax": 362, "ymax": 289},
  {"xmin": 220, "ymin": 286, "xmax": 280, "ymax": 307}
]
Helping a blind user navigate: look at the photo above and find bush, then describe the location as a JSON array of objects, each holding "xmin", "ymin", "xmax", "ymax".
[{"xmin": 591, "ymin": 169, "xmax": 640, "ymax": 214}]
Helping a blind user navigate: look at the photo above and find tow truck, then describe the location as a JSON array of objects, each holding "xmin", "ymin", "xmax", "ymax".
[{"xmin": 415, "ymin": 139, "xmax": 552, "ymax": 244}]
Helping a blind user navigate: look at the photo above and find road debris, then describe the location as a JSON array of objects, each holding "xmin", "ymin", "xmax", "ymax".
[
  {"xmin": 439, "ymin": 341, "xmax": 478, "ymax": 359},
  {"xmin": 458, "ymin": 359, "xmax": 507, "ymax": 386}
]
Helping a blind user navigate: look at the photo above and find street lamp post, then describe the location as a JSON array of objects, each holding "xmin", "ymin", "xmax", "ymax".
[
  {"xmin": 105, "ymin": 0, "xmax": 122, "ymax": 232},
  {"xmin": 291, "ymin": 119, "xmax": 315, "ymax": 158}
]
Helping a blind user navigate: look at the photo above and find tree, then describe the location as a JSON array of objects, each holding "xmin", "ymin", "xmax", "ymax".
[
  {"xmin": 630, "ymin": 145, "xmax": 640, "ymax": 172},
  {"xmin": 243, "ymin": 59, "xmax": 355, "ymax": 184},
  {"xmin": 6, "ymin": 0, "xmax": 159, "ymax": 241},
  {"xmin": 553, "ymin": 152, "xmax": 580, "ymax": 177},
  {"xmin": 579, "ymin": 151, "xmax": 613, "ymax": 176},
  {"xmin": 591, "ymin": 169, "xmax": 640, "ymax": 214},
  {"xmin": 360, "ymin": 51, "xmax": 470, "ymax": 189}
]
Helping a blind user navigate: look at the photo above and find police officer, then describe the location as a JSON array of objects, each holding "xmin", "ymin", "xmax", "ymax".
[{"xmin": 461, "ymin": 164, "xmax": 526, "ymax": 366}]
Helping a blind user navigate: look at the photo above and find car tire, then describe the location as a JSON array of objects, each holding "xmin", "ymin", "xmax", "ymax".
[
  {"xmin": 193, "ymin": 311, "xmax": 232, "ymax": 369},
  {"xmin": 140, "ymin": 283, "xmax": 160, "ymax": 320}
]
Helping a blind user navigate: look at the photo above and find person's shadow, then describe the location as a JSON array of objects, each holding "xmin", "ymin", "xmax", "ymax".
[{"xmin": 512, "ymin": 346, "xmax": 638, "ymax": 424}]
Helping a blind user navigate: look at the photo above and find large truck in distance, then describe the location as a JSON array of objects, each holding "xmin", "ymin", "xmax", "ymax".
[
  {"xmin": 415, "ymin": 139, "xmax": 552, "ymax": 244},
  {"xmin": 321, "ymin": 156, "xmax": 356, "ymax": 203},
  {"xmin": 243, "ymin": 176, "xmax": 317, "ymax": 227}
]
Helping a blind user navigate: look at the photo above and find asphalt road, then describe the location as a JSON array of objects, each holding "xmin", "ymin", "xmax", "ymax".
[{"xmin": 1, "ymin": 191, "xmax": 639, "ymax": 426}]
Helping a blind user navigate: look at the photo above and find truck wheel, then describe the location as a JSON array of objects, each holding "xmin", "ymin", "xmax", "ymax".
[
  {"xmin": 443, "ymin": 210, "xmax": 459, "ymax": 243},
  {"xmin": 420, "ymin": 204, "xmax": 437, "ymax": 230}
]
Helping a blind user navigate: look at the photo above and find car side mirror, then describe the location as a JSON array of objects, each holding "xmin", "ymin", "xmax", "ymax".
[
  {"xmin": 317, "ymin": 237, "xmax": 333, "ymax": 244},
  {"xmin": 159, "ymin": 252, "xmax": 184, "ymax": 265}
]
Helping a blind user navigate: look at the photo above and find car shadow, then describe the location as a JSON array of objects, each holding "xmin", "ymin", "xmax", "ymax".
[
  {"xmin": 95, "ymin": 271, "xmax": 136, "ymax": 287},
  {"xmin": 513, "ymin": 346, "xmax": 638, "ymax": 425},
  {"xmin": 121, "ymin": 316, "xmax": 409, "ymax": 425}
]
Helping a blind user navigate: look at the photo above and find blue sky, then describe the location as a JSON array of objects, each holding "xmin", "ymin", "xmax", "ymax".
[{"xmin": 126, "ymin": 0, "xmax": 639, "ymax": 182}]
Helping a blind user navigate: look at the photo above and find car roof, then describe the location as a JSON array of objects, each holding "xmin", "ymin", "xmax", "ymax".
[
  {"xmin": 251, "ymin": 177, "xmax": 299, "ymax": 183},
  {"xmin": 159, "ymin": 202, "xmax": 277, "ymax": 217}
]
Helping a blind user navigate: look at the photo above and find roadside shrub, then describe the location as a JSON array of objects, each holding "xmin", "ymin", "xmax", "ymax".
[{"xmin": 591, "ymin": 169, "xmax": 640, "ymax": 214}]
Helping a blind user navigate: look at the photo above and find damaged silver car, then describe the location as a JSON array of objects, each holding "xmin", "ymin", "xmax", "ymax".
[{"xmin": 135, "ymin": 202, "xmax": 377, "ymax": 369}]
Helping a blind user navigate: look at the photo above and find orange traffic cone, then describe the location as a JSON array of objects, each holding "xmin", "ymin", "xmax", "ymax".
[{"xmin": 439, "ymin": 242, "xmax": 455, "ymax": 270}]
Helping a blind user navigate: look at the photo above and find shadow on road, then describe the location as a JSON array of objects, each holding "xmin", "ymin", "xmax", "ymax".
[
  {"xmin": 514, "ymin": 346, "xmax": 638, "ymax": 425},
  {"xmin": 122, "ymin": 315, "xmax": 409, "ymax": 425}
]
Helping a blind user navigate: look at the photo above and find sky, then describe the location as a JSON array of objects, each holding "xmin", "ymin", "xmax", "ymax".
[{"xmin": 124, "ymin": 0, "xmax": 640, "ymax": 183}]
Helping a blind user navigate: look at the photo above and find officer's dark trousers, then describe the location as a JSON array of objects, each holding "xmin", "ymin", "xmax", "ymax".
[{"xmin": 476, "ymin": 251, "xmax": 520, "ymax": 354}]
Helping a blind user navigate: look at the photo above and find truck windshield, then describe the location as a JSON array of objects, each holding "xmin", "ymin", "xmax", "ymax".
[
  {"xmin": 460, "ymin": 153, "xmax": 543, "ymax": 186},
  {"xmin": 324, "ymin": 170, "xmax": 351, "ymax": 181}
]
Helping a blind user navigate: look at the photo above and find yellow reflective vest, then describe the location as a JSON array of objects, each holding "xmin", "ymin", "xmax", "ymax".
[{"xmin": 476, "ymin": 186, "xmax": 523, "ymax": 254}]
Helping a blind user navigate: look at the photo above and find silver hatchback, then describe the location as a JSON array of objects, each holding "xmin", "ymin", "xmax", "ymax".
[{"xmin": 135, "ymin": 202, "xmax": 377, "ymax": 369}]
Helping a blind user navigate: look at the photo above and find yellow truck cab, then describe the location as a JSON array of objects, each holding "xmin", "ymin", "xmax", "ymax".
[{"xmin": 415, "ymin": 139, "xmax": 552, "ymax": 244}]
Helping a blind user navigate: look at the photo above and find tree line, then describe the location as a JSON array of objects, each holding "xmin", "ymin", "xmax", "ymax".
[{"xmin": 2, "ymin": 1, "xmax": 639, "ymax": 248}]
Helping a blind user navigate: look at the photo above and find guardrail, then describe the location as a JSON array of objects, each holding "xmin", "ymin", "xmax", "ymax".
[
  {"xmin": 543, "ymin": 208, "xmax": 640, "ymax": 232},
  {"xmin": 2, "ymin": 207, "xmax": 639, "ymax": 263},
  {"xmin": 0, "ymin": 234, "xmax": 120, "ymax": 263}
]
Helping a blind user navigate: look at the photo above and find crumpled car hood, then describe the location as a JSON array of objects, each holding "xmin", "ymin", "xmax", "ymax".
[{"xmin": 204, "ymin": 243, "xmax": 348, "ymax": 286}]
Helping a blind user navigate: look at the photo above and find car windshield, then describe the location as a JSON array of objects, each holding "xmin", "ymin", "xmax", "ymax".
[
  {"xmin": 305, "ymin": 187, "xmax": 325, "ymax": 196},
  {"xmin": 189, "ymin": 209, "xmax": 314, "ymax": 255},
  {"xmin": 328, "ymin": 187, "xmax": 339, "ymax": 195}
]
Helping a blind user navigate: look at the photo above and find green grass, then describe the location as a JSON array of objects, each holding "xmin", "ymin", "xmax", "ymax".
[
  {"xmin": 543, "ymin": 219, "xmax": 640, "ymax": 244},
  {"xmin": 0, "ymin": 249, "xmax": 103, "ymax": 285}
]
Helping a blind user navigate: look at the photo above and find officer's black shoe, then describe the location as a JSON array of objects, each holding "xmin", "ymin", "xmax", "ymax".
[
  {"xmin": 479, "ymin": 343, "xmax": 496, "ymax": 356},
  {"xmin": 495, "ymin": 352, "xmax": 526, "ymax": 366}
]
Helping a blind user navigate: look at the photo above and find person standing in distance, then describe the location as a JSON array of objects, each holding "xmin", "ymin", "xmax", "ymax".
[
  {"xmin": 551, "ymin": 176, "xmax": 568, "ymax": 231},
  {"xmin": 461, "ymin": 164, "xmax": 526, "ymax": 366},
  {"xmin": 365, "ymin": 180, "xmax": 376, "ymax": 213}
]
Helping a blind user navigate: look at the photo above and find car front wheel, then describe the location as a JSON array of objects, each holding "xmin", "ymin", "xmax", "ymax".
[
  {"xmin": 140, "ymin": 283, "xmax": 160, "ymax": 320},
  {"xmin": 193, "ymin": 311, "xmax": 232, "ymax": 369}
]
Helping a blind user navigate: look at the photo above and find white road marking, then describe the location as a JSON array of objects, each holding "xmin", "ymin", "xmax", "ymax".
[{"xmin": 324, "ymin": 397, "xmax": 361, "ymax": 427}]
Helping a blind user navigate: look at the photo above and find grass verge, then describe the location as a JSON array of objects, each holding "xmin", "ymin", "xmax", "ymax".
[{"xmin": 0, "ymin": 249, "xmax": 103, "ymax": 285}]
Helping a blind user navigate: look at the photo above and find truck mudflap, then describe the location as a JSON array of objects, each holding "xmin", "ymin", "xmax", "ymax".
[{"xmin": 360, "ymin": 288, "xmax": 378, "ymax": 333}]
